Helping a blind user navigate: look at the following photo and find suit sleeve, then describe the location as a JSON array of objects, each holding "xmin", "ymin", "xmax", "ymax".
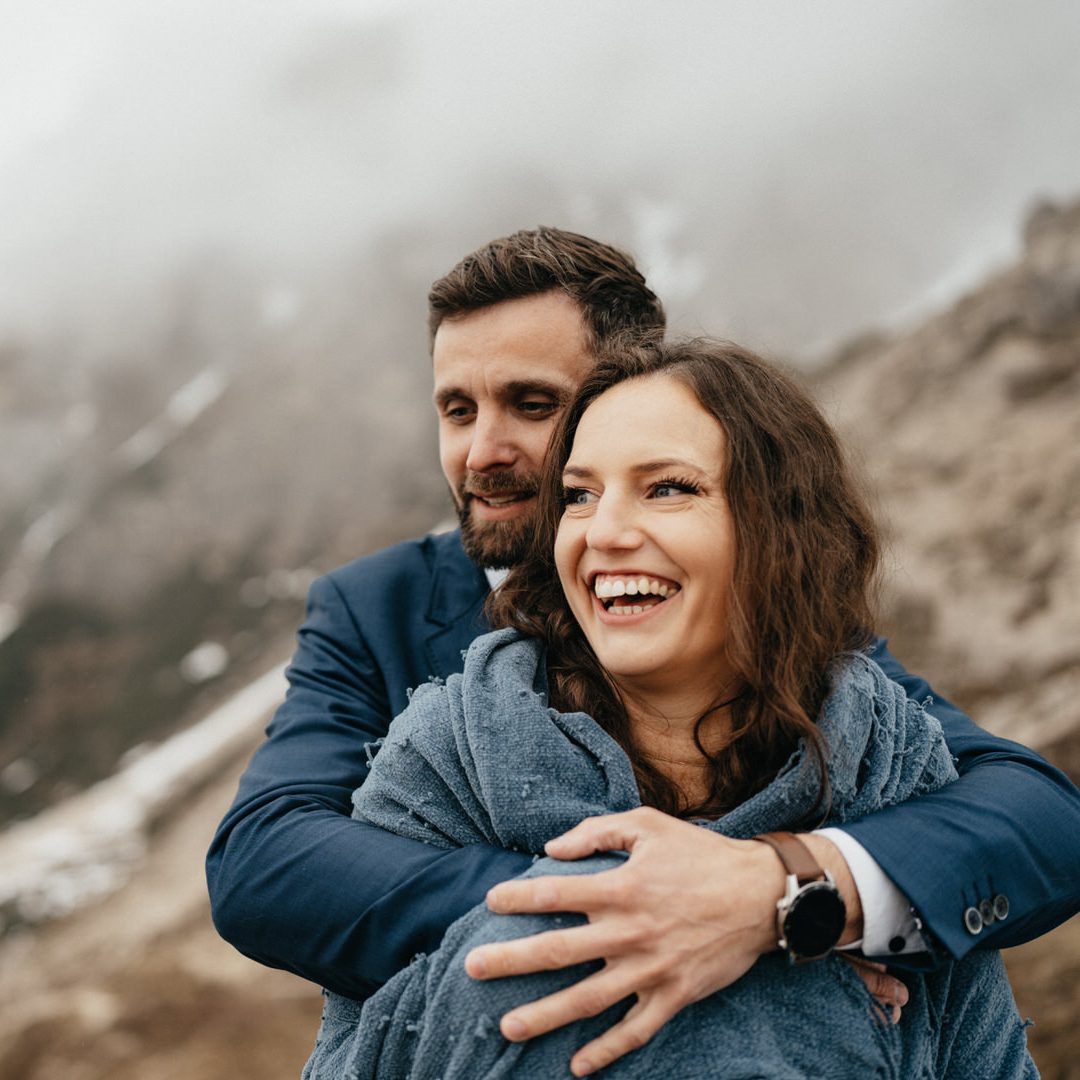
[
  {"xmin": 205, "ymin": 573, "xmax": 532, "ymax": 998},
  {"xmin": 840, "ymin": 639, "xmax": 1080, "ymax": 964}
]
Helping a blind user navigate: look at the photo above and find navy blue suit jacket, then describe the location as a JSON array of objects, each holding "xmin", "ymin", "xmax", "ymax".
[{"xmin": 207, "ymin": 529, "xmax": 1080, "ymax": 999}]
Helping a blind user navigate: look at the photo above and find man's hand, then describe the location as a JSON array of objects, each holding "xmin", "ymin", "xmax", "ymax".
[
  {"xmin": 464, "ymin": 808, "xmax": 908, "ymax": 1075},
  {"xmin": 465, "ymin": 808, "xmax": 785, "ymax": 1076}
]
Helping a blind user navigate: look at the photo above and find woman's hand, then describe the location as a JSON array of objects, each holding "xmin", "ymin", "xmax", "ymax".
[{"xmin": 840, "ymin": 955, "xmax": 908, "ymax": 1024}]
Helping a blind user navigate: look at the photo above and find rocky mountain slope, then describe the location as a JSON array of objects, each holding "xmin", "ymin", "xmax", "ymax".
[
  {"xmin": 812, "ymin": 198, "xmax": 1080, "ymax": 1076},
  {"xmin": 816, "ymin": 197, "xmax": 1080, "ymax": 759},
  {"xmin": 1, "ymin": 198, "xmax": 1078, "ymax": 1077},
  {"xmin": 0, "ymin": 237, "xmax": 451, "ymax": 824}
]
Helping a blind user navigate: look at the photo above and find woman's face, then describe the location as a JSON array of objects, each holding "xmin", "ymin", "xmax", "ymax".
[{"xmin": 554, "ymin": 374, "xmax": 738, "ymax": 702}]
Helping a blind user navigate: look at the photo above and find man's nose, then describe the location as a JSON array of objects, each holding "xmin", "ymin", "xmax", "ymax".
[
  {"xmin": 465, "ymin": 411, "xmax": 517, "ymax": 473},
  {"xmin": 586, "ymin": 494, "xmax": 643, "ymax": 551}
]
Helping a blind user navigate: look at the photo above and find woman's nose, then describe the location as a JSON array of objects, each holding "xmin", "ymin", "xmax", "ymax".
[{"xmin": 585, "ymin": 495, "xmax": 643, "ymax": 551}]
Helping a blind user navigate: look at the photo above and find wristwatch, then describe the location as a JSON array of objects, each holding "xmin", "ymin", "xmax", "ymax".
[{"xmin": 754, "ymin": 831, "xmax": 847, "ymax": 963}]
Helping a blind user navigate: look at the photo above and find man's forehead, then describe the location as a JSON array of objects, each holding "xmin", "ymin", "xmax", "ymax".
[{"xmin": 431, "ymin": 293, "xmax": 593, "ymax": 389}]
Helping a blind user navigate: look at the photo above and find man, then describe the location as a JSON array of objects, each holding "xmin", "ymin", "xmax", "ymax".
[{"xmin": 208, "ymin": 227, "xmax": 1080, "ymax": 1074}]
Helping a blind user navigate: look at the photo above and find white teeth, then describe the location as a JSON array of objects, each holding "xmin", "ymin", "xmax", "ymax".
[{"xmin": 592, "ymin": 575, "xmax": 679, "ymax": 600}]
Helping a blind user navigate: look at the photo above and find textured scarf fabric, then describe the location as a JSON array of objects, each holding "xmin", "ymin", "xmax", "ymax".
[{"xmin": 303, "ymin": 629, "xmax": 1035, "ymax": 1079}]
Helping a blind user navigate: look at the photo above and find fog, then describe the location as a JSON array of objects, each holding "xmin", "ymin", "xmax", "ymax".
[{"xmin": 3, "ymin": 0, "xmax": 1080, "ymax": 354}]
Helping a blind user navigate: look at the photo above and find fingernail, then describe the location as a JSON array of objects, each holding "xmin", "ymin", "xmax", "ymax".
[
  {"xmin": 467, "ymin": 951, "xmax": 486, "ymax": 977},
  {"xmin": 486, "ymin": 889, "xmax": 503, "ymax": 912},
  {"xmin": 503, "ymin": 1017, "xmax": 527, "ymax": 1040}
]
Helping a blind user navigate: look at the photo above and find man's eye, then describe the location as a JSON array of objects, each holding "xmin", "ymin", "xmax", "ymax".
[
  {"xmin": 442, "ymin": 404, "xmax": 474, "ymax": 422},
  {"xmin": 518, "ymin": 399, "xmax": 558, "ymax": 417}
]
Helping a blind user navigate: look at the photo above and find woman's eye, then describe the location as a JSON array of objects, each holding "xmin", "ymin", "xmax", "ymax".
[
  {"xmin": 561, "ymin": 487, "xmax": 595, "ymax": 506},
  {"xmin": 651, "ymin": 479, "xmax": 700, "ymax": 499}
]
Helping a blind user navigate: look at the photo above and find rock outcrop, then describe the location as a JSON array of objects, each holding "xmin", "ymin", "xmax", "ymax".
[{"xmin": 817, "ymin": 198, "xmax": 1080, "ymax": 756}]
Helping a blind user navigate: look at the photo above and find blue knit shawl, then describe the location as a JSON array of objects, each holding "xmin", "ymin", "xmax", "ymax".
[{"xmin": 303, "ymin": 628, "xmax": 1035, "ymax": 1079}]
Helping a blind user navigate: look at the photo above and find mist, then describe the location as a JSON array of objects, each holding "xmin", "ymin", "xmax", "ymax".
[{"xmin": 3, "ymin": 0, "xmax": 1080, "ymax": 353}]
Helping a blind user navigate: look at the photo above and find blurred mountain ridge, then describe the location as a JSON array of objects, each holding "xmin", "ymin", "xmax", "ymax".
[
  {"xmin": 815, "ymin": 195, "xmax": 1080, "ymax": 760},
  {"xmin": 0, "ymin": 230, "xmax": 453, "ymax": 823}
]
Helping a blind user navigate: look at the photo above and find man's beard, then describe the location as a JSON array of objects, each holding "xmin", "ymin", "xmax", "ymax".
[{"xmin": 456, "ymin": 469, "xmax": 540, "ymax": 570}]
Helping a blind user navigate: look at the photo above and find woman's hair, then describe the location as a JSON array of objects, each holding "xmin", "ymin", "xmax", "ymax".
[{"xmin": 488, "ymin": 336, "xmax": 881, "ymax": 821}]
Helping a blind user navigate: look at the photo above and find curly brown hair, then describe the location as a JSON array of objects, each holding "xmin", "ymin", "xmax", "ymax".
[{"xmin": 487, "ymin": 336, "xmax": 881, "ymax": 820}]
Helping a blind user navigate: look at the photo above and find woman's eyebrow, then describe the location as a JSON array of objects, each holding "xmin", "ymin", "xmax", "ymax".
[
  {"xmin": 563, "ymin": 458, "xmax": 708, "ymax": 480},
  {"xmin": 562, "ymin": 465, "xmax": 595, "ymax": 480},
  {"xmin": 631, "ymin": 458, "xmax": 706, "ymax": 476}
]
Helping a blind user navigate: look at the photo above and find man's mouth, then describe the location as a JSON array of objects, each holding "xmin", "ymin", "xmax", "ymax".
[
  {"xmin": 469, "ymin": 491, "xmax": 534, "ymax": 509},
  {"xmin": 591, "ymin": 573, "xmax": 681, "ymax": 616},
  {"xmin": 462, "ymin": 486, "xmax": 539, "ymax": 524}
]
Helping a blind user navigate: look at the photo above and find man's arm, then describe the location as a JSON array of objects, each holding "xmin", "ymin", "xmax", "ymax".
[
  {"xmin": 847, "ymin": 638, "xmax": 1080, "ymax": 961},
  {"xmin": 464, "ymin": 642, "xmax": 1080, "ymax": 1074},
  {"xmin": 206, "ymin": 572, "xmax": 531, "ymax": 998}
]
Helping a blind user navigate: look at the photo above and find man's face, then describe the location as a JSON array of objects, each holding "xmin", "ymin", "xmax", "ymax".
[{"xmin": 433, "ymin": 291, "xmax": 593, "ymax": 568}]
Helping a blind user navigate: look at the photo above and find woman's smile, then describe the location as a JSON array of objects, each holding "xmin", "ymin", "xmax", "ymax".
[
  {"xmin": 554, "ymin": 374, "xmax": 738, "ymax": 707},
  {"xmin": 591, "ymin": 571, "xmax": 682, "ymax": 618}
]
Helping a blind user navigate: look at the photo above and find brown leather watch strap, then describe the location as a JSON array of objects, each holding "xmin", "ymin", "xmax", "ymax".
[{"xmin": 754, "ymin": 831, "xmax": 824, "ymax": 885}]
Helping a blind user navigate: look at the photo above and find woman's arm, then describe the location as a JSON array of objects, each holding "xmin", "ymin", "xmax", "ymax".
[{"xmin": 926, "ymin": 952, "xmax": 1038, "ymax": 1078}]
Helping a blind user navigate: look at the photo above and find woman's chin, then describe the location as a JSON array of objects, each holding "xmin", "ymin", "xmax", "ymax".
[{"xmin": 592, "ymin": 646, "xmax": 677, "ymax": 687}]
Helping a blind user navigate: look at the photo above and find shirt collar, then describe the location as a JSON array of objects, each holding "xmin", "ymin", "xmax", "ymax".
[{"xmin": 484, "ymin": 567, "xmax": 510, "ymax": 591}]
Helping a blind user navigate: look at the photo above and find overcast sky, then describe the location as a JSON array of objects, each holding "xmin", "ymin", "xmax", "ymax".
[{"xmin": 2, "ymin": 0, "xmax": 1079, "ymax": 356}]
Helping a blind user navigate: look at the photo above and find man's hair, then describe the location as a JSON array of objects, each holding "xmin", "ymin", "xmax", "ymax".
[
  {"xmin": 427, "ymin": 226, "xmax": 666, "ymax": 350},
  {"xmin": 489, "ymin": 335, "xmax": 881, "ymax": 822}
]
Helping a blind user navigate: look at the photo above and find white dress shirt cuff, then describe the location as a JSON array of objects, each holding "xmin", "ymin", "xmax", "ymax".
[{"xmin": 816, "ymin": 827, "xmax": 926, "ymax": 956}]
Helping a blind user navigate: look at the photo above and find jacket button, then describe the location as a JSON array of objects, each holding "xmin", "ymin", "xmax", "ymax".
[
  {"xmin": 993, "ymin": 894, "xmax": 1010, "ymax": 921},
  {"xmin": 963, "ymin": 906, "xmax": 983, "ymax": 934},
  {"xmin": 978, "ymin": 898, "xmax": 996, "ymax": 926}
]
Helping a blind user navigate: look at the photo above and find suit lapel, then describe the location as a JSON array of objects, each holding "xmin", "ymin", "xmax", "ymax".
[{"xmin": 423, "ymin": 531, "xmax": 491, "ymax": 680}]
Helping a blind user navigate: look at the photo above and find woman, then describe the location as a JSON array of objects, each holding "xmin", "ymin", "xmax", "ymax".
[{"xmin": 304, "ymin": 338, "xmax": 1035, "ymax": 1078}]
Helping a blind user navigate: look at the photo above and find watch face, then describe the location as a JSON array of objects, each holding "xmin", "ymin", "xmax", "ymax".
[{"xmin": 783, "ymin": 882, "xmax": 847, "ymax": 959}]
